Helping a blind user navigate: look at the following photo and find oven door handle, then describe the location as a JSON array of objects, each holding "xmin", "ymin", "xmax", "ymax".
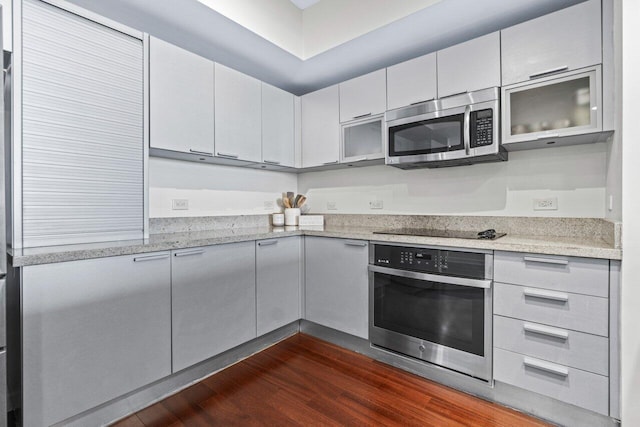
[{"xmin": 368, "ymin": 265, "xmax": 491, "ymax": 289}]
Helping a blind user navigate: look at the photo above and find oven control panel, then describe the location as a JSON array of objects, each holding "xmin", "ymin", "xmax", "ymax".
[
  {"xmin": 374, "ymin": 245, "xmax": 486, "ymax": 279},
  {"xmin": 471, "ymin": 109, "xmax": 494, "ymax": 148}
]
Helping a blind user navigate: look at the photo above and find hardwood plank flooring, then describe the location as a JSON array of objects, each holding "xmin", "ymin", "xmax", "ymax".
[{"xmin": 112, "ymin": 334, "xmax": 550, "ymax": 426}]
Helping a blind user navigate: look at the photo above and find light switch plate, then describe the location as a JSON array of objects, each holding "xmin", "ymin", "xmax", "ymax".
[{"xmin": 369, "ymin": 200, "xmax": 384, "ymax": 210}]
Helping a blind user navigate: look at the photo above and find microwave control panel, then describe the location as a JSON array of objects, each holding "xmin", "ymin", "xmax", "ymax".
[
  {"xmin": 471, "ymin": 109, "xmax": 494, "ymax": 148},
  {"xmin": 374, "ymin": 245, "xmax": 486, "ymax": 279}
]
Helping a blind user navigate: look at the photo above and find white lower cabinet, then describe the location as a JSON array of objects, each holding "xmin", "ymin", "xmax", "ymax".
[
  {"xmin": 22, "ymin": 253, "xmax": 172, "ymax": 427},
  {"xmin": 171, "ymin": 242, "xmax": 256, "ymax": 372},
  {"xmin": 493, "ymin": 251, "xmax": 612, "ymax": 416},
  {"xmin": 256, "ymin": 237, "xmax": 301, "ymax": 335},
  {"xmin": 304, "ymin": 237, "xmax": 369, "ymax": 339}
]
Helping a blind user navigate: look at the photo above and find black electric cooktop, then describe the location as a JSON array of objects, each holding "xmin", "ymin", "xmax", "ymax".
[{"xmin": 373, "ymin": 228, "xmax": 506, "ymax": 240}]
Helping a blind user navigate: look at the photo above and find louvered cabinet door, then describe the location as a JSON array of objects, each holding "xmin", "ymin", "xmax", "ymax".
[{"xmin": 20, "ymin": 0, "xmax": 145, "ymax": 247}]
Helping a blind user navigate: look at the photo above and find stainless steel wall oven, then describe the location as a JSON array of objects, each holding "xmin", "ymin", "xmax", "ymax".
[{"xmin": 369, "ymin": 244, "xmax": 493, "ymax": 381}]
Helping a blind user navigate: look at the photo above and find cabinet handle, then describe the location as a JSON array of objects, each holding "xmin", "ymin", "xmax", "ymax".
[
  {"xmin": 174, "ymin": 249, "xmax": 205, "ymax": 257},
  {"xmin": 133, "ymin": 253, "xmax": 169, "ymax": 262},
  {"xmin": 345, "ymin": 241, "xmax": 367, "ymax": 247},
  {"xmin": 529, "ymin": 66, "xmax": 569, "ymax": 79},
  {"xmin": 523, "ymin": 287, "xmax": 569, "ymax": 303},
  {"xmin": 189, "ymin": 149, "xmax": 213, "ymax": 157},
  {"xmin": 353, "ymin": 113, "xmax": 372, "ymax": 119},
  {"xmin": 523, "ymin": 256, "xmax": 569, "ymax": 266},
  {"xmin": 523, "ymin": 322, "xmax": 569, "ymax": 340},
  {"xmin": 263, "ymin": 160, "xmax": 281, "ymax": 165},
  {"xmin": 536, "ymin": 133, "xmax": 560, "ymax": 140},
  {"xmin": 258, "ymin": 240, "xmax": 279, "ymax": 247},
  {"xmin": 523, "ymin": 357, "xmax": 569, "ymax": 377},
  {"xmin": 322, "ymin": 160, "xmax": 339, "ymax": 165},
  {"xmin": 441, "ymin": 90, "xmax": 467, "ymax": 99},
  {"xmin": 217, "ymin": 152, "xmax": 240, "ymax": 159},
  {"xmin": 348, "ymin": 156, "xmax": 369, "ymax": 162},
  {"xmin": 410, "ymin": 98, "xmax": 435, "ymax": 105}
]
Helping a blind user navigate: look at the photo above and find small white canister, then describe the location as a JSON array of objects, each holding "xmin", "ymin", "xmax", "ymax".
[
  {"xmin": 272, "ymin": 213, "xmax": 285, "ymax": 227},
  {"xmin": 284, "ymin": 208, "xmax": 301, "ymax": 226}
]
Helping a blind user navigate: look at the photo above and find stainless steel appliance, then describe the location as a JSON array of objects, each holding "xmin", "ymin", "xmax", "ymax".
[
  {"xmin": 369, "ymin": 244, "xmax": 493, "ymax": 381},
  {"xmin": 385, "ymin": 87, "xmax": 507, "ymax": 168}
]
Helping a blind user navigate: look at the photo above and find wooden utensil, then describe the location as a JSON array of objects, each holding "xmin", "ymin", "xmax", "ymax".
[
  {"xmin": 287, "ymin": 192, "xmax": 295, "ymax": 208},
  {"xmin": 283, "ymin": 197, "xmax": 291, "ymax": 208},
  {"xmin": 297, "ymin": 195, "xmax": 306, "ymax": 208},
  {"xmin": 294, "ymin": 194, "xmax": 302, "ymax": 208}
]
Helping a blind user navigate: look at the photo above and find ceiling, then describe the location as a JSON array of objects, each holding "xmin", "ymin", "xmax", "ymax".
[
  {"xmin": 290, "ymin": 0, "xmax": 320, "ymax": 10},
  {"xmin": 65, "ymin": 0, "xmax": 587, "ymax": 95}
]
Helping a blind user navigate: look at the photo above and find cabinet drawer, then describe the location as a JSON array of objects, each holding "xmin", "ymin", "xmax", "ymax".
[
  {"xmin": 494, "ymin": 251, "xmax": 609, "ymax": 297},
  {"xmin": 494, "ymin": 315, "xmax": 608, "ymax": 376},
  {"xmin": 494, "ymin": 348, "xmax": 608, "ymax": 415},
  {"xmin": 494, "ymin": 282, "xmax": 608, "ymax": 336}
]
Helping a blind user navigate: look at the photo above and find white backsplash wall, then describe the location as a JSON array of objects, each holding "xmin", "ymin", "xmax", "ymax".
[
  {"xmin": 298, "ymin": 143, "xmax": 609, "ymax": 218},
  {"xmin": 149, "ymin": 157, "xmax": 297, "ymax": 218}
]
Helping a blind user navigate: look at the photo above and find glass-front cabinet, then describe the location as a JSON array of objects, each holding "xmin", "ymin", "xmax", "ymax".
[
  {"xmin": 340, "ymin": 114, "xmax": 384, "ymax": 163},
  {"xmin": 502, "ymin": 65, "xmax": 602, "ymax": 148}
]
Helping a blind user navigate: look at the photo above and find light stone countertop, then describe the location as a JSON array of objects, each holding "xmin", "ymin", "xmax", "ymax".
[{"xmin": 8, "ymin": 225, "xmax": 621, "ymax": 267}]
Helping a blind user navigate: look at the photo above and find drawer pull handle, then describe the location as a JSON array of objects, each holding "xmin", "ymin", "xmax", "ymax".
[
  {"xmin": 529, "ymin": 65, "xmax": 569, "ymax": 79},
  {"xmin": 134, "ymin": 254, "xmax": 169, "ymax": 262},
  {"xmin": 523, "ymin": 357, "xmax": 569, "ymax": 377},
  {"xmin": 322, "ymin": 160, "xmax": 339, "ymax": 165},
  {"xmin": 258, "ymin": 240, "xmax": 278, "ymax": 247},
  {"xmin": 523, "ymin": 256, "xmax": 569, "ymax": 266},
  {"xmin": 523, "ymin": 323, "xmax": 569, "ymax": 340},
  {"xmin": 189, "ymin": 149, "xmax": 213, "ymax": 157},
  {"xmin": 174, "ymin": 249, "xmax": 205, "ymax": 257},
  {"xmin": 345, "ymin": 241, "xmax": 367, "ymax": 247},
  {"xmin": 523, "ymin": 288, "xmax": 569, "ymax": 303},
  {"xmin": 217, "ymin": 152, "xmax": 240, "ymax": 159},
  {"xmin": 263, "ymin": 160, "xmax": 281, "ymax": 165},
  {"xmin": 353, "ymin": 112, "xmax": 372, "ymax": 119}
]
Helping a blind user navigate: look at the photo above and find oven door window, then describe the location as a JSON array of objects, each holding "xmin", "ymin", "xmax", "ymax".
[
  {"xmin": 373, "ymin": 272, "xmax": 485, "ymax": 356},
  {"xmin": 388, "ymin": 114, "xmax": 464, "ymax": 156}
]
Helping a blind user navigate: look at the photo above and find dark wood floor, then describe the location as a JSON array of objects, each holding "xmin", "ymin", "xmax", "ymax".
[{"xmin": 112, "ymin": 334, "xmax": 550, "ymax": 427}]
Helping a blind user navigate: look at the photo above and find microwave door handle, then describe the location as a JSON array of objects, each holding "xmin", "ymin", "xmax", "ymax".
[{"xmin": 463, "ymin": 105, "xmax": 471, "ymax": 155}]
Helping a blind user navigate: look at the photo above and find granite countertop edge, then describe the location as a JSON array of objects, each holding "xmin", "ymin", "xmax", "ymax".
[{"xmin": 9, "ymin": 227, "xmax": 622, "ymax": 267}]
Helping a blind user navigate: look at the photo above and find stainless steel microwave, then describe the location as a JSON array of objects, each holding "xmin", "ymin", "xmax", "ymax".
[{"xmin": 385, "ymin": 87, "xmax": 507, "ymax": 168}]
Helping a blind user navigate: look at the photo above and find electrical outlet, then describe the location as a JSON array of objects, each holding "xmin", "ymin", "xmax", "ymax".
[
  {"xmin": 327, "ymin": 201, "xmax": 337, "ymax": 210},
  {"xmin": 369, "ymin": 200, "xmax": 384, "ymax": 210},
  {"xmin": 172, "ymin": 199, "xmax": 189, "ymax": 210},
  {"xmin": 264, "ymin": 200, "xmax": 275, "ymax": 210},
  {"xmin": 533, "ymin": 197, "xmax": 558, "ymax": 211}
]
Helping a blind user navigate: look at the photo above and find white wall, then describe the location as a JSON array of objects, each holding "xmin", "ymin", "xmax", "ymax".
[
  {"xmin": 149, "ymin": 158, "xmax": 297, "ymax": 217},
  {"xmin": 302, "ymin": 0, "xmax": 439, "ymax": 58},
  {"xmin": 197, "ymin": 0, "xmax": 304, "ymax": 58},
  {"xmin": 298, "ymin": 144, "xmax": 608, "ymax": 217},
  {"xmin": 621, "ymin": 0, "xmax": 640, "ymax": 424}
]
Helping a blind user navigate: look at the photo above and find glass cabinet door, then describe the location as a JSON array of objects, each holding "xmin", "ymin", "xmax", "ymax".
[
  {"xmin": 341, "ymin": 115, "xmax": 384, "ymax": 162},
  {"xmin": 502, "ymin": 66, "xmax": 601, "ymax": 145}
]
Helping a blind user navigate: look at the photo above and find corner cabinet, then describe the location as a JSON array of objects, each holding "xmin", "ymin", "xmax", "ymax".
[
  {"xmin": 301, "ymin": 85, "xmax": 340, "ymax": 168},
  {"xmin": 171, "ymin": 242, "xmax": 257, "ymax": 372},
  {"xmin": 256, "ymin": 237, "xmax": 301, "ymax": 335},
  {"xmin": 22, "ymin": 253, "xmax": 172, "ymax": 427},
  {"xmin": 149, "ymin": 36, "xmax": 215, "ymax": 157},
  {"xmin": 261, "ymin": 83, "xmax": 295, "ymax": 168},
  {"xmin": 214, "ymin": 63, "xmax": 262, "ymax": 162},
  {"xmin": 304, "ymin": 237, "xmax": 369, "ymax": 339}
]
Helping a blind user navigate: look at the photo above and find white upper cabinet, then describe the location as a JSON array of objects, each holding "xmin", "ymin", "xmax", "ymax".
[
  {"xmin": 501, "ymin": 0, "xmax": 601, "ymax": 86},
  {"xmin": 339, "ymin": 69, "xmax": 386, "ymax": 122},
  {"xmin": 261, "ymin": 83, "xmax": 295, "ymax": 167},
  {"xmin": 386, "ymin": 53, "xmax": 437, "ymax": 110},
  {"xmin": 437, "ymin": 32, "xmax": 501, "ymax": 98},
  {"xmin": 301, "ymin": 85, "xmax": 340, "ymax": 168},
  {"xmin": 214, "ymin": 63, "xmax": 262, "ymax": 162},
  {"xmin": 150, "ymin": 37, "xmax": 214, "ymax": 156}
]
